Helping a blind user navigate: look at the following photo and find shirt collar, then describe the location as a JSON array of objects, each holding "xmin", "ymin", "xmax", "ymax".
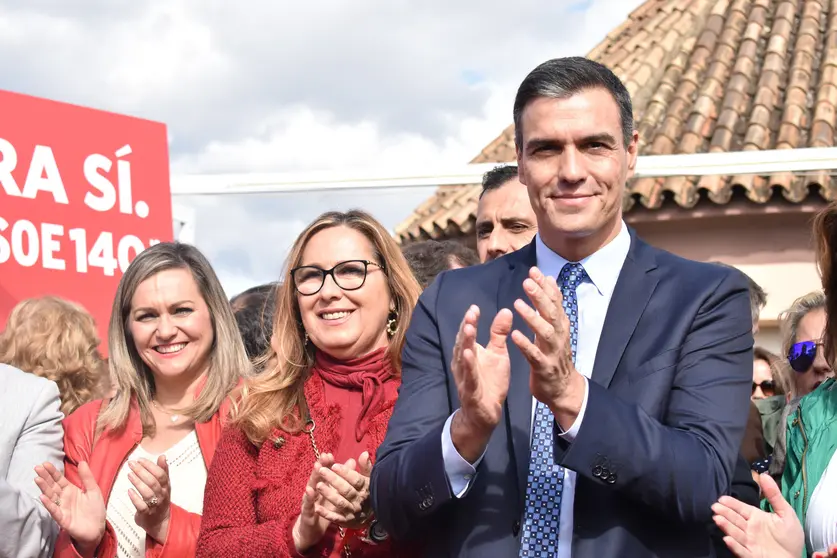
[{"xmin": 535, "ymin": 221, "xmax": 631, "ymax": 298}]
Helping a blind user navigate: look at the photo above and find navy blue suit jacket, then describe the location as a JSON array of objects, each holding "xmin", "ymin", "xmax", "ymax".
[{"xmin": 371, "ymin": 231, "xmax": 754, "ymax": 557}]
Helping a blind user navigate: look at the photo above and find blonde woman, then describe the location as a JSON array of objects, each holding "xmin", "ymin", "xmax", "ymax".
[
  {"xmin": 0, "ymin": 296, "xmax": 108, "ymax": 415},
  {"xmin": 197, "ymin": 210, "xmax": 421, "ymax": 557},
  {"xmin": 34, "ymin": 242, "xmax": 249, "ymax": 558}
]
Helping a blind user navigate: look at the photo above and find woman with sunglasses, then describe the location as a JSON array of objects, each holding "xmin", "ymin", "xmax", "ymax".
[
  {"xmin": 782, "ymin": 292, "xmax": 831, "ymax": 398},
  {"xmin": 711, "ymin": 207, "xmax": 837, "ymax": 557},
  {"xmin": 196, "ymin": 210, "xmax": 422, "ymax": 557}
]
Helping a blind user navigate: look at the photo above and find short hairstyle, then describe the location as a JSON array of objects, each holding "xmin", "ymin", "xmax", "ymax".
[
  {"xmin": 233, "ymin": 210, "xmax": 422, "ymax": 445},
  {"xmin": 0, "ymin": 296, "xmax": 107, "ymax": 415},
  {"xmin": 513, "ymin": 56, "xmax": 634, "ymax": 148},
  {"xmin": 709, "ymin": 262, "xmax": 767, "ymax": 325},
  {"xmin": 100, "ymin": 242, "xmax": 250, "ymax": 436},
  {"xmin": 480, "ymin": 165, "xmax": 520, "ymax": 200},
  {"xmin": 230, "ymin": 283, "xmax": 280, "ymax": 362},
  {"xmin": 402, "ymin": 240, "xmax": 480, "ymax": 289}
]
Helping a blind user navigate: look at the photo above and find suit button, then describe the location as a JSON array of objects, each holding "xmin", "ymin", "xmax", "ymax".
[
  {"xmin": 592, "ymin": 466, "xmax": 602, "ymax": 477},
  {"xmin": 606, "ymin": 473, "xmax": 617, "ymax": 484},
  {"xmin": 512, "ymin": 520, "xmax": 521, "ymax": 536}
]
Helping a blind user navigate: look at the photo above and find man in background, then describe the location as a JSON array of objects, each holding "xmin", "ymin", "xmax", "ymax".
[
  {"xmin": 402, "ymin": 239, "xmax": 480, "ymax": 289},
  {"xmin": 230, "ymin": 283, "xmax": 279, "ymax": 364},
  {"xmin": 475, "ymin": 164, "xmax": 538, "ymax": 262}
]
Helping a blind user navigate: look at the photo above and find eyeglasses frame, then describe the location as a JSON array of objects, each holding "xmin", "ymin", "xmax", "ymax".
[{"xmin": 290, "ymin": 259, "xmax": 386, "ymax": 296}]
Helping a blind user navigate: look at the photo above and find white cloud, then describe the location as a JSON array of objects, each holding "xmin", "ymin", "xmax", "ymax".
[{"xmin": 1, "ymin": 0, "xmax": 646, "ymax": 294}]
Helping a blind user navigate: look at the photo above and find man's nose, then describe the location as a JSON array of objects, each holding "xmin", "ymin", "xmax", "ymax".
[
  {"xmin": 487, "ymin": 231, "xmax": 507, "ymax": 260},
  {"xmin": 557, "ymin": 148, "xmax": 586, "ymax": 185}
]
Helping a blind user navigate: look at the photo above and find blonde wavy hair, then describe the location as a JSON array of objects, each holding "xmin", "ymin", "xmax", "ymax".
[
  {"xmin": 233, "ymin": 210, "xmax": 422, "ymax": 446},
  {"xmin": 98, "ymin": 242, "xmax": 250, "ymax": 436},
  {"xmin": 0, "ymin": 296, "xmax": 106, "ymax": 415},
  {"xmin": 775, "ymin": 290, "xmax": 827, "ymax": 397}
]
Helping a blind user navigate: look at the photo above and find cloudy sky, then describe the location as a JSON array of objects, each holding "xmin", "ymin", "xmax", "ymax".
[{"xmin": 2, "ymin": 0, "xmax": 645, "ymax": 295}]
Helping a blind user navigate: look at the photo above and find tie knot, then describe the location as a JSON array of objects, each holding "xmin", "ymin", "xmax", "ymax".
[{"xmin": 559, "ymin": 262, "xmax": 586, "ymax": 290}]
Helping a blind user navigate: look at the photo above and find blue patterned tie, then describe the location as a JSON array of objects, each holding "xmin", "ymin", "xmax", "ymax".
[{"xmin": 519, "ymin": 262, "xmax": 586, "ymax": 557}]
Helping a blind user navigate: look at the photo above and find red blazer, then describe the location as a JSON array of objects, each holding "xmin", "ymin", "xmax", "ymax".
[
  {"xmin": 54, "ymin": 396, "xmax": 232, "ymax": 558},
  {"xmin": 196, "ymin": 374, "xmax": 415, "ymax": 558}
]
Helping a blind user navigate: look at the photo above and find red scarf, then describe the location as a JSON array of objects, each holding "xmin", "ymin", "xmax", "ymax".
[{"xmin": 313, "ymin": 347, "xmax": 394, "ymax": 442}]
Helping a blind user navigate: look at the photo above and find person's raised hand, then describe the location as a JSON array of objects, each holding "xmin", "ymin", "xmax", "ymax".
[
  {"xmin": 35, "ymin": 461, "xmax": 106, "ymax": 555},
  {"xmin": 711, "ymin": 473, "xmax": 804, "ymax": 558},
  {"xmin": 450, "ymin": 305, "xmax": 513, "ymax": 463},
  {"xmin": 293, "ymin": 453, "xmax": 335, "ymax": 553}
]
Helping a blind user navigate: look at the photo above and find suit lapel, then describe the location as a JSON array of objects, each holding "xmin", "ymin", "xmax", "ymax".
[
  {"xmin": 591, "ymin": 232, "xmax": 659, "ymax": 389},
  {"xmin": 497, "ymin": 243, "xmax": 536, "ymax": 509}
]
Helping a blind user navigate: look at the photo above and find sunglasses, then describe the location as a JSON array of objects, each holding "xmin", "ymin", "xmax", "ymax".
[
  {"xmin": 787, "ymin": 340, "xmax": 823, "ymax": 373},
  {"xmin": 752, "ymin": 380, "xmax": 776, "ymax": 396}
]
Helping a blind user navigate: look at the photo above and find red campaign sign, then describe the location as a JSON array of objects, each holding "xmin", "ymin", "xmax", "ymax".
[{"xmin": 0, "ymin": 89, "xmax": 172, "ymax": 354}]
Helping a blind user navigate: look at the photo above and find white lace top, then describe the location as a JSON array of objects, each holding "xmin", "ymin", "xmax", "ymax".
[
  {"xmin": 105, "ymin": 430, "xmax": 207, "ymax": 558},
  {"xmin": 806, "ymin": 448, "xmax": 837, "ymax": 554}
]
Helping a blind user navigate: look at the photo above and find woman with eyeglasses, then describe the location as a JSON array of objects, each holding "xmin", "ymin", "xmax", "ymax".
[
  {"xmin": 712, "ymin": 205, "xmax": 837, "ymax": 558},
  {"xmin": 196, "ymin": 210, "xmax": 422, "ymax": 557}
]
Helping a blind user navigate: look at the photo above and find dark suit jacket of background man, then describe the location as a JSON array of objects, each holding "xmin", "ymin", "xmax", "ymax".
[{"xmin": 371, "ymin": 228, "xmax": 754, "ymax": 558}]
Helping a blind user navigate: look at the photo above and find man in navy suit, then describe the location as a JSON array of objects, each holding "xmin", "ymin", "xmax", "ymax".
[{"xmin": 370, "ymin": 57, "xmax": 753, "ymax": 557}]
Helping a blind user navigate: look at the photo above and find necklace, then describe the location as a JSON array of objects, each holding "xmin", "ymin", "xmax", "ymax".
[{"xmin": 151, "ymin": 400, "xmax": 181, "ymax": 423}]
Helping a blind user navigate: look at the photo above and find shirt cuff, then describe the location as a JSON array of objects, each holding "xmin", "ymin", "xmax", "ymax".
[
  {"xmin": 555, "ymin": 376, "xmax": 589, "ymax": 442},
  {"xmin": 441, "ymin": 410, "xmax": 483, "ymax": 498}
]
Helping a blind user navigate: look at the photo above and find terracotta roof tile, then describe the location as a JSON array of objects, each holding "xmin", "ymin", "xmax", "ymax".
[{"xmin": 396, "ymin": 0, "xmax": 837, "ymax": 243}]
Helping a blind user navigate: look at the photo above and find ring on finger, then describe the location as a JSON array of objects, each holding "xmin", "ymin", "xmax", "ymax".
[
  {"xmin": 54, "ymin": 498, "xmax": 61, "ymax": 507},
  {"xmin": 145, "ymin": 495, "xmax": 159, "ymax": 507}
]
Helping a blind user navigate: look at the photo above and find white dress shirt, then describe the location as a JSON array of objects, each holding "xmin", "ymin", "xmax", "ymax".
[{"xmin": 441, "ymin": 221, "xmax": 631, "ymax": 558}]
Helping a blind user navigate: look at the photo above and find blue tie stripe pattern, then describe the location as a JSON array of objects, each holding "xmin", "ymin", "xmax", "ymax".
[{"xmin": 519, "ymin": 262, "xmax": 586, "ymax": 557}]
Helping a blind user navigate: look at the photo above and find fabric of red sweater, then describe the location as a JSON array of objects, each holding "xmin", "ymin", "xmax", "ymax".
[{"xmin": 196, "ymin": 357, "xmax": 416, "ymax": 558}]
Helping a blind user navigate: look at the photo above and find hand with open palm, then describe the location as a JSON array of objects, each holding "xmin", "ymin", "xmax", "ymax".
[
  {"xmin": 711, "ymin": 473, "xmax": 804, "ymax": 558},
  {"xmin": 449, "ymin": 305, "xmax": 513, "ymax": 463},
  {"xmin": 35, "ymin": 461, "xmax": 106, "ymax": 555}
]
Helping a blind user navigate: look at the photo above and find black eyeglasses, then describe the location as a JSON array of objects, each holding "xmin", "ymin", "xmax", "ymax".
[
  {"xmin": 752, "ymin": 380, "xmax": 776, "ymax": 396},
  {"xmin": 291, "ymin": 259, "xmax": 386, "ymax": 296},
  {"xmin": 787, "ymin": 340, "xmax": 823, "ymax": 373}
]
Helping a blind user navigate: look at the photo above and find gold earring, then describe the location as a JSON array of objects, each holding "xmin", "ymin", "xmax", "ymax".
[{"xmin": 386, "ymin": 310, "xmax": 398, "ymax": 338}]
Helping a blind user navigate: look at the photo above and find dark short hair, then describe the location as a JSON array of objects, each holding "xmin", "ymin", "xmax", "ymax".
[
  {"xmin": 230, "ymin": 283, "xmax": 280, "ymax": 362},
  {"xmin": 402, "ymin": 240, "xmax": 480, "ymax": 289},
  {"xmin": 709, "ymin": 262, "xmax": 767, "ymax": 324},
  {"xmin": 480, "ymin": 165, "xmax": 520, "ymax": 200},
  {"xmin": 513, "ymin": 57, "xmax": 634, "ymax": 148}
]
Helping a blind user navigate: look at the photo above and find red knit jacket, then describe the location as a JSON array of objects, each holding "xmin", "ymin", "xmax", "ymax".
[{"xmin": 196, "ymin": 374, "xmax": 416, "ymax": 558}]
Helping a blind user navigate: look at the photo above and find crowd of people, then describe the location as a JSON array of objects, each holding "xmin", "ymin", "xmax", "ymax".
[{"xmin": 1, "ymin": 56, "xmax": 835, "ymax": 558}]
